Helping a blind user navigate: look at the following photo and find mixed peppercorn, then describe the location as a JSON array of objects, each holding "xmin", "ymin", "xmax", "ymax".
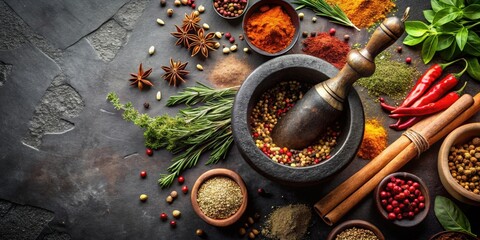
[
  {"xmin": 250, "ymin": 81, "xmax": 340, "ymax": 167},
  {"xmin": 448, "ymin": 137, "xmax": 480, "ymax": 194},
  {"xmin": 379, "ymin": 176, "xmax": 426, "ymax": 221}
]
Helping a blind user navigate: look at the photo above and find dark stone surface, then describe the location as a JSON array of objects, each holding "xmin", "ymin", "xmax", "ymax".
[{"xmin": 1, "ymin": 0, "xmax": 479, "ymax": 239}]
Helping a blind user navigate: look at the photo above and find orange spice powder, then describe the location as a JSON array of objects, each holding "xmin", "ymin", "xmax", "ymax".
[{"xmin": 326, "ymin": 0, "xmax": 395, "ymax": 29}]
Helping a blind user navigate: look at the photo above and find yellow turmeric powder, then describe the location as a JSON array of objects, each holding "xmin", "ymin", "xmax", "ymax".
[
  {"xmin": 357, "ymin": 119, "xmax": 388, "ymax": 160},
  {"xmin": 325, "ymin": 0, "xmax": 395, "ymax": 29}
]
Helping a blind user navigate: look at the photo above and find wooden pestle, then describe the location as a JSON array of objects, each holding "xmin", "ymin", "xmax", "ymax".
[
  {"xmin": 271, "ymin": 13, "xmax": 407, "ymax": 150},
  {"xmin": 316, "ymin": 94, "xmax": 478, "ymax": 225}
]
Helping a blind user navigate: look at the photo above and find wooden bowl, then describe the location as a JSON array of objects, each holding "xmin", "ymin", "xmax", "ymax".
[
  {"xmin": 242, "ymin": 0, "xmax": 300, "ymax": 56},
  {"xmin": 429, "ymin": 231, "xmax": 478, "ymax": 240},
  {"xmin": 190, "ymin": 168, "xmax": 248, "ymax": 227},
  {"xmin": 438, "ymin": 123, "xmax": 480, "ymax": 206},
  {"xmin": 374, "ymin": 172, "xmax": 430, "ymax": 227},
  {"xmin": 326, "ymin": 219, "xmax": 385, "ymax": 240}
]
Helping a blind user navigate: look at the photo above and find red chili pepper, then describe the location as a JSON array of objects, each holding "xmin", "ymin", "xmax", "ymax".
[
  {"xmin": 379, "ymin": 97, "xmax": 397, "ymax": 112},
  {"xmin": 400, "ymin": 58, "xmax": 464, "ymax": 108},
  {"xmin": 396, "ymin": 117, "xmax": 421, "ymax": 130},
  {"xmin": 391, "ymin": 82, "xmax": 467, "ymax": 117}
]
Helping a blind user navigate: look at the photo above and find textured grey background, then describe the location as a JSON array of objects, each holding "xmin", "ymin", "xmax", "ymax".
[{"xmin": 1, "ymin": 0, "xmax": 479, "ymax": 239}]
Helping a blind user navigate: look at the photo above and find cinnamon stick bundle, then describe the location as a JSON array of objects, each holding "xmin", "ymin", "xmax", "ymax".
[{"xmin": 315, "ymin": 93, "xmax": 480, "ymax": 225}]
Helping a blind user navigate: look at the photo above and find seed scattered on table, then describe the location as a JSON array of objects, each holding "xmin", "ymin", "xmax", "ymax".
[
  {"xmin": 197, "ymin": 176, "xmax": 243, "ymax": 219},
  {"xmin": 170, "ymin": 190, "xmax": 178, "ymax": 198},
  {"xmin": 156, "ymin": 18, "xmax": 165, "ymax": 26},
  {"xmin": 335, "ymin": 227, "xmax": 379, "ymax": 240}
]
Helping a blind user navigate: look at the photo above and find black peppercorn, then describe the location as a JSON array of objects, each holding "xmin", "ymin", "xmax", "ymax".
[{"xmin": 144, "ymin": 102, "xmax": 150, "ymax": 109}]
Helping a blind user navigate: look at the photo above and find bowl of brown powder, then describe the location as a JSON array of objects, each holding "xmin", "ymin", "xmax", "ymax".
[{"xmin": 191, "ymin": 168, "xmax": 248, "ymax": 227}]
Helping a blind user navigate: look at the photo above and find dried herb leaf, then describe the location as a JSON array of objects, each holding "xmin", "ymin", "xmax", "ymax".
[{"xmin": 434, "ymin": 196, "xmax": 476, "ymax": 237}]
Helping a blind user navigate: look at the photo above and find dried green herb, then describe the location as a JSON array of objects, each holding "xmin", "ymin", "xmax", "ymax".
[
  {"xmin": 293, "ymin": 0, "xmax": 359, "ymax": 30},
  {"xmin": 107, "ymin": 83, "xmax": 237, "ymax": 188},
  {"xmin": 434, "ymin": 196, "xmax": 477, "ymax": 237}
]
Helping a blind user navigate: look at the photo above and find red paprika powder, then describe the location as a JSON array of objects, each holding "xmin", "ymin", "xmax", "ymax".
[{"xmin": 302, "ymin": 33, "xmax": 350, "ymax": 69}]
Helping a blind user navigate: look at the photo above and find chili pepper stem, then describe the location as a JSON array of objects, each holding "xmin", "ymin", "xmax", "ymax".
[
  {"xmin": 456, "ymin": 82, "xmax": 468, "ymax": 95},
  {"xmin": 438, "ymin": 58, "xmax": 467, "ymax": 70},
  {"xmin": 451, "ymin": 59, "xmax": 469, "ymax": 79}
]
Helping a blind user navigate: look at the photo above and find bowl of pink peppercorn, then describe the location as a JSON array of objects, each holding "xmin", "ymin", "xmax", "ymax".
[
  {"xmin": 374, "ymin": 172, "xmax": 430, "ymax": 227},
  {"xmin": 213, "ymin": 0, "xmax": 249, "ymax": 19}
]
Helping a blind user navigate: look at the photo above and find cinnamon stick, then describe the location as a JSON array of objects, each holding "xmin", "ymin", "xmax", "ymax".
[{"xmin": 316, "ymin": 93, "xmax": 480, "ymax": 225}]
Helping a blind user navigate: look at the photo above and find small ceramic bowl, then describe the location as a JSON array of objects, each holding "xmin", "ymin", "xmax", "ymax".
[
  {"xmin": 242, "ymin": 0, "xmax": 300, "ymax": 56},
  {"xmin": 326, "ymin": 219, "xmax": 385, "ymax": 240},
  {"xmin": 213, "ymin": 0, "xmax": 249, "ymax": 20},
  {"xmin": 190, "ymin": 168, "xmax": 248, "ymax": 227},
  {"xmin": 374, "ymin": 172, "xmax": 430, "ymax": 227},
  {"xmin": 429, "ymin": 230, "xmax": 478, "ymax": 240},
  {"xmin": 438, "ymin": 123, "xmax": 480, "ymax": 206}
]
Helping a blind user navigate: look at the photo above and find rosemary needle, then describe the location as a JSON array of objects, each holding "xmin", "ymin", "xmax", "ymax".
[{"xmin": 293, "ymin": 0, "xmax": 359, "ymax": 31}]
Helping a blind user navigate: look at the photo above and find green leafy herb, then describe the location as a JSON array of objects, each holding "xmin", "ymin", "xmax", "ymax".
[
  {"xmin": 293, "ymin": 0, "xmax": 359, "ymax": 31},
  {"xmin": 403, "ymin": 0, "xmax": 480, "ymax": 80},
  {"xmin": 434, "ymin": 196, "xmax": 477, "ymax": 237},
  {"xmin": 107, "ymin": 83, "xmax": 237, "ymax": 188}
]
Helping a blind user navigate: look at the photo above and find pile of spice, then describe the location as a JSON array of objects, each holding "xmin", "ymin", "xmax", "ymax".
[
  {"xmin": 197, "ymin": 176, "xmax": 243, "ymax": 219},
  {"xmin": 262, "ymin": 204, "xmax": 311, "ymax": 240},
  {"xmin": 356, "ymin": 53, "xmax": 419, "ymax": 101},
  {"xmin": 335, "ymin": 227, "xmax": 379, "ymax": 240},
  {"xmin": 433, "ymin": 232, "xmax": 474, "ymax": 240},
  {"xmin": 448, "ymin": 137, "xmax": 480, "ymax": 194},
  {"xmin": 302, "ymin": 33, "xmax": 350, "ymax": 69},
  {"xmin": 357, "ymin": 119, "xmax": 388, "ymax": 160},
  {"xmin": 244, "ymin": 5, "xmax": 295, "ymax": 54},
  {"xmin": 250, "ymin": 81, "xmax": 340, "ymax": 167},
  {"xmin": 325, "ymin": 0, "xmax": 395, "ymax": 29},
  {"xmin": 209, "ymin": 55, "xmax": 252, "ymax": 88}
]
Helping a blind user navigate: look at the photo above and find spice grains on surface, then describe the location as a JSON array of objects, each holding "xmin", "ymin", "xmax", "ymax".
[
  {"xmin": 302, "ymin": 33, "xmax": 350, "ymax": 69},
  {"xmin": 335, "ymin": 227, "xmax": 379, "ymax": 240},
  {"xmin": 325, "ymin": 0, "xmax": 395, "ymax": 28},
  {"xmin": 262, "ymin": 204, "xmax": 312, "ymax": 240},
  {"xmin": 197, "ymin": 176, "xmax": 243, "ymax": 219},
  {"xmin": 357, "ymin": 119, "xmax": 388, "ymax": 160},
  {"xmin": 209, "ymin": 55, "xmax": 252, "ymax": 88}
]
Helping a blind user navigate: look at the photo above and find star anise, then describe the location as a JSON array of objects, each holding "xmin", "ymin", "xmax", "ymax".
[
  {"xmin": 188, "ymin": 28, "xmax": 217, "ymax": 58},
  {"xmin": 161, "ymin": 58, "xmax": 189, "ymax": 87},
  {"xmin": 171, "ymin": 25, "xmax": 190, "ymax": 48},
  {"xmin": 182, "ymin": 12, "xmax": 201, "ymax": 32},
  {"xmin": 129, "ymin": 63, "xmax": 153, "ymax": 90}
]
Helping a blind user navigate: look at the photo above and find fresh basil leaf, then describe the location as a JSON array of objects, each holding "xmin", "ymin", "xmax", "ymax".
[
  {"xmin": 437, "ymin": 34, "xmax": 455, "ymax": 50},
  {"xmin": 439, "ymin": 21, "xmax": 463, "ymax": 32},
  {"xmin": 463, "ymin": 4, "xmax": 480, "ymax": 19},
  {"xmin": 440, "ymin": 0, "xmax": 460, "ymax": 7},
  {"xmin": 464, "ymin": 31, "xmax": 480, "ymax": 56},
  {"xmin": 432, "ymin": 0, "xmax": 450, "ymax": 11},
  {"xmin": 441, "ymin": 40, "xmax": 459, "ymax": 60},
  {"xmin": 403, "ymin": 34, "xmax": 429, "ymax": 46},
  {"xmin": 422, "ymin": 35, "xmax": 439, "ymax": 63},
  {"xmin": 405, "ymin": 21, "xmax": 430, "ymax": 37},
  {"xmin": 466, "ymin": 57, "xmax": 480, "ymax": 81},
  {"xmin": 434, "ymin": 196, "xmax": 474, "ymax": 235},
  {"xmin": 424, "ymin": 10, "xmax": 436, "ymax": 22},
  {"xmin": 466, "ymin": 0, "xmax": 480, "ymax": 4},
  {"xmin": 456, "ymin": 27, "xmax": 469, "ymax": 50},
  {"xmin": 433, "ymin": 8, "xmax": 461, "ymax": 26}
]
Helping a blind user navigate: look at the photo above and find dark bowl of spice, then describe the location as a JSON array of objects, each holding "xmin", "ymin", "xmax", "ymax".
[
  {"xmin": 374, "ymin": 172, "xmax": 430, "ymax": 227},
  {"xmin": 438, "ymin": 123, "xmax": 480, "ymax": 206},
  {"xmin": 191, "ymin": 168, "xmax": 248, "ymax": 227},
  {"xmin": 429, "ymin": 231, "xmax": 479, "ymax": 240},
  {"xmin": 242, "ymin": 0, "xmax": 300, "ymax": 56},
  {"xmin": 231, "ymin": 54, "xmax": 364, "ymax": 186},
  {"xmin": 326, "ymin": 219, "xmax": 385, "ymax": 240},
  {"xmin": 213, "ymin": 0, "xmax": 249, "ymax": 19}
]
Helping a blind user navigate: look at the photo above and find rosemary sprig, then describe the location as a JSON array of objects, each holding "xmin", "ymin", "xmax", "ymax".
[
  {"xmin": 293, "ymin": 0, "xmax": 359, "ymax": 31},
  {"xmin": 107, "ymin": 83, "xmax": 236, "ymax": 188}
]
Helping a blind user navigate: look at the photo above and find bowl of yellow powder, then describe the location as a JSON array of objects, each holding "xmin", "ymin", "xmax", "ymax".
[{"xmin": 242, "ymin": 0, "xmax": 300, "ymax": 56}]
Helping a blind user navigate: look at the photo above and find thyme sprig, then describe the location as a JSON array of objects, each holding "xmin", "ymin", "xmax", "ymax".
[
  {"xmin": 293, "ymin": 0, "xmax": 359, "ymax": 31},
  {"xmin": 106, "ymin": 83, "xmax": 235, "ymax": 188}
]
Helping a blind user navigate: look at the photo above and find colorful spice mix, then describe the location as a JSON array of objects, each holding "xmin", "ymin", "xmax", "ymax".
[
  {"xmin": 302, "ymin": 33, "xmax": 350, "ymax": 69},
  {"xmin": 357, "ymin": 119, "xmax": 388, "ymax": 160},
  {"xmin": 244, "ymin": 5, "xmax": 295, "ymax": 54},
  {"xmin": 325, "ymin": 0, "xmax": 395, "ymax": 28},
  {"xmin": 250, "ymin": 81, "xmax": 340, "ymax": 167}
]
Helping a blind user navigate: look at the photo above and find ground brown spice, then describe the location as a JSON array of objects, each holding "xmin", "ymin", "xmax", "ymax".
[
  {"xmin": 208, "ymin": 55, "xmax": 252, "ymax": 88},
  {"xmin": 197, "ymin": 176, "xmax": 243, "ymax": 219},
  {"xmin": 262, "ymin": 204, "xmax": 311, "ymax": 240},
  {"xmin": 325, "ymin": 0, "xmax": 395, "ymax": 29}
]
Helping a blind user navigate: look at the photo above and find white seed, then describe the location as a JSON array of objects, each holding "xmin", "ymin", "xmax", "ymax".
[
  {"xmin": 170, "ymin": 190, "xmax": 178, "ymax": 199},
  {"xmin": 167, "ymin": 9, "xmax": 174, "ymax": 17},
  {"xmin": 230, "ymin": 44, "xmax": 238, "ymax": 52},
  {"xmin": 172, "ymin": 210, "xmax": 181, "ymax": 218},
  {"xmin": 148, "ymin": 46, "xmax": 155, "ymax": 55},
  {"xmin": 193, "ymin": 10, "xmax": 200, "ymax": 16},
  {"xmin": 196, "ymin": 64, "xmax": 204, "ymax": 71},
  {"xmin": 312, "ymin": 16, "xmax": 317, "ymax": 22},
  {"xmin": 298, "ymin": 12, "xmax": 304, "ymax": 20},
  {"xmin": 156, "ymin": 91, "xmax": 162, "ymax": 101},
  {"xmin": 139, "ymin": 194, "xmax": 148, "ymax": 201},
  {"xmin": 243, "ymin": 47, "xmax": 250, "ymax": 53},
  {"xmin": 181, "ymin": 0, "xmax": 188, "ymax": 5},
  {"xmin": 174, "ymin": 0, "xmax": 181, "ymax": 6},
  {"xmin": 215, "ymin": 32, "xmax": 223, "ymax": 39},
  {"xmin": 202, "ymin": 23, "xmax": 210, "ymax": 30},
  {"xmin": 214, "ymin": 42, "xmax": 221, "ymax": 49},
  {"xmin": 156, "ymin": 18, "xmax": 165, "ymax": 25},
  {"xmin": 223, "ymin": 47, "xmax": 230, "ymax": 54},
  {"xmin": 198, "ymin": 5, "xmax": 205, "ymax": 13},
  {"xmin": 166, "ymin": 195, "xmax": 173, "ymax": 203}
]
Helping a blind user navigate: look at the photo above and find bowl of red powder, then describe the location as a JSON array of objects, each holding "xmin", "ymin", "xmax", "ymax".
[{"xmin": 242, "ymin": 0, "xmax": 300, "ymax": 56}]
